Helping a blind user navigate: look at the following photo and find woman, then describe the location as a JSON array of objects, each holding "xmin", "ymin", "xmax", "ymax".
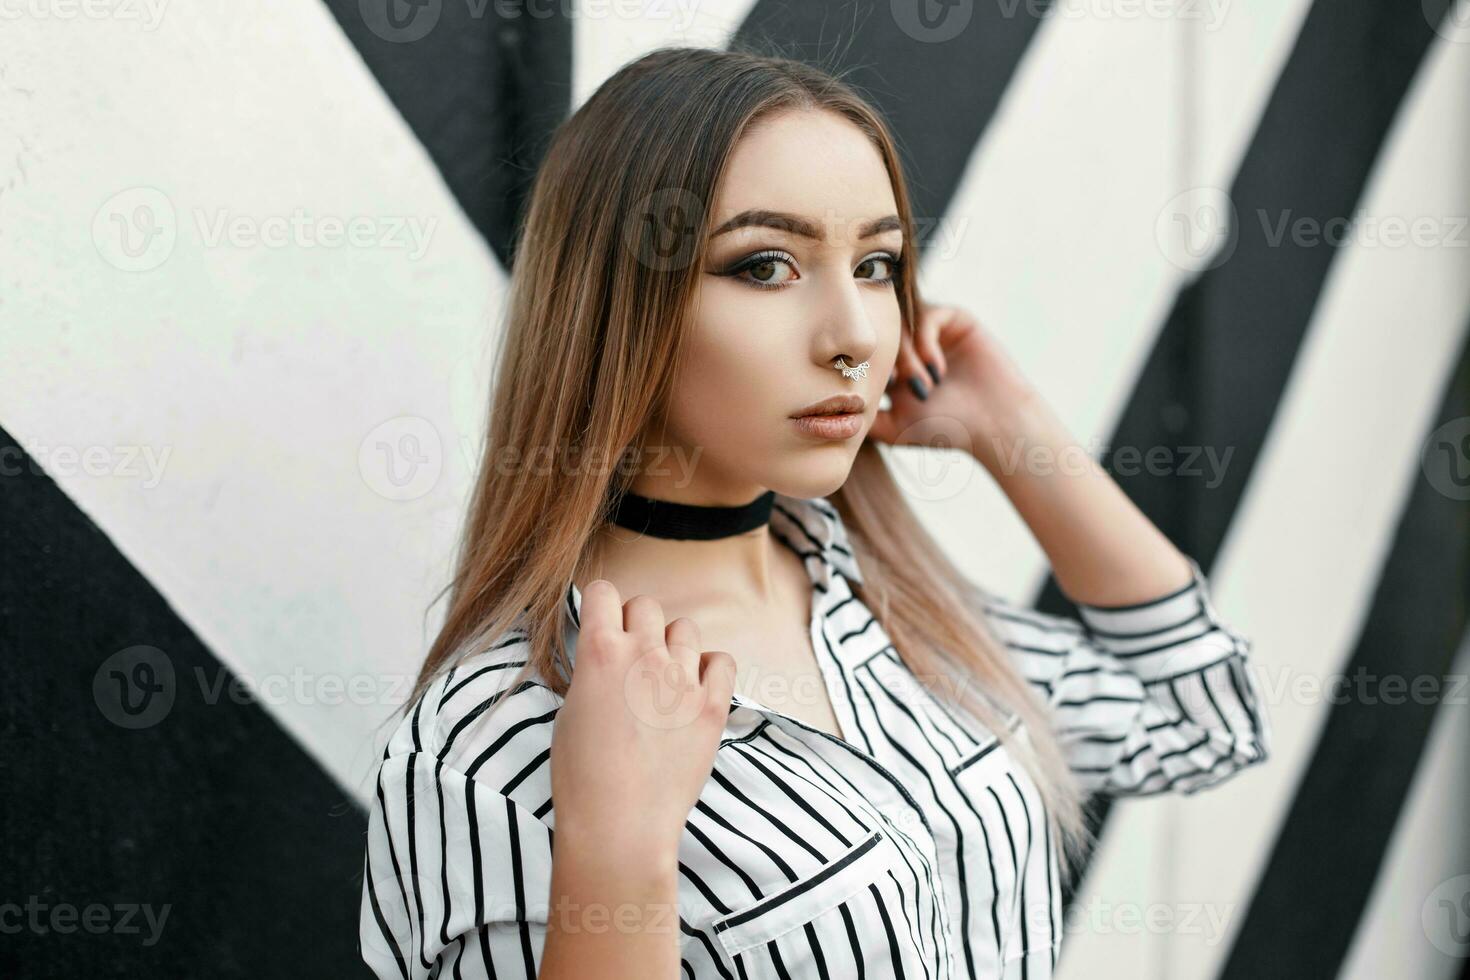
[{"xmin": 359, "ymin": 45, "xmax": 1270, "ymax": 980}]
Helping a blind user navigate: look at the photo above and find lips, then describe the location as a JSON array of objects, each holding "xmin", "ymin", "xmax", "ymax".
[
  {"xmin": 791, "ymin": 394, "xmax": 867, "ymax": 419},
  {"xmin": 791, "ymin": 394, "xmax": 867, "ymax": 441}
]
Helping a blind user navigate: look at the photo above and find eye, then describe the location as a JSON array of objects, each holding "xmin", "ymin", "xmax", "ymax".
[
  {"xmin": 857, "ymin": 251, "xmax": 903, "ymax": 286},
  {"xmin": 729, "ymin": 250, "xmax": 798, "ymax": 290}
]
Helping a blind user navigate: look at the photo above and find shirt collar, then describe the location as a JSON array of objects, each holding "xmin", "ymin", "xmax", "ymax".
[
  {"xmin": 561, "ymin": 492, "xmax": 862, "ymax": 636},
  {"xmin": 768, "ymin": 492, "xmax": 864, "ymax": 590}
]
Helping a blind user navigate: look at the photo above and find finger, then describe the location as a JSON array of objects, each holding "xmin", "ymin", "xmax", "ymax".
[
  {"xmin": 673, "ymin": 617, "xmax": 705, "ymax": 678},
  {"xmin": 914, "ymin": 306, "xmax": 948, "ymax": 385},
  {"xmin": 896, "ymin": 328, "xmax": 930, "ymax": 402},
  {"xmin": 867, "ymin": 408, "xmax": 902, "ymax": 445},
  {"xmin": 665, "ymin": 616, "xmax": 701, "ymax": 655},
  {"xmin": 622, "ymin": 594, "xmax": 666, "ymax": 647},
  {"xmin": 700, "ymin": 650, "xmax": 738, "ymax": 707},
  {"xmin": 579, "ymin": 579, "xmax": 623, "ymax": 640}
]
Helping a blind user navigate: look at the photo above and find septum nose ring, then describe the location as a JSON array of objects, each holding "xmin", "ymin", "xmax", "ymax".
[{"xmin": 834, "ymin": 357, "xmax": 870, "ymax": 381}]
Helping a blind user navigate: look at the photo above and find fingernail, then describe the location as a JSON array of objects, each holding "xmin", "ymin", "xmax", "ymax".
[
  {"xmin": 908, "ymin": 376, "xmax": 929, "ymax": 401},
  {"xmin": 925, "ymin": 361, "xmax": 941, "ymax": 386}
]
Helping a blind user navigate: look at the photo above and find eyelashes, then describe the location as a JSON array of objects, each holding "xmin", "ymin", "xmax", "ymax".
[
  {"xmin": 731, "ymin": 250, "xmax": 796, "ymax": 290},
  {"xmin": 720, "ymin": 249, "xmax": 905, "ymax": 291}
]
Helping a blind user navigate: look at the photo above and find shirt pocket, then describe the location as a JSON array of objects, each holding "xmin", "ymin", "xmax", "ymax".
[
  {"xmin": 947, "ymin": 725, "xmax": 1014, "ymax": 784},
  {"xmin": 710, "ymin": 828, "xmax": 888, "ymax": 961},
  {"xmin": 868, "ymin": 647, "xmax": 1007, "ymax": 773}
]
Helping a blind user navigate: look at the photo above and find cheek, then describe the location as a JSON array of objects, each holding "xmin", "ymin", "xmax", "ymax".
[
  {"xmin": 878, "ymin": 311, "xmax": 903, "ymax": 367},
  {"xmin": 667, "ymin": 308, "xmax": 795, "ymax": 447}
]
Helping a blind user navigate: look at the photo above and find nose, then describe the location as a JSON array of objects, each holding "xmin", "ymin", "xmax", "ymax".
[{"xmin": 812, "ymin": 281, "xmax": 880, "ymax": 375}]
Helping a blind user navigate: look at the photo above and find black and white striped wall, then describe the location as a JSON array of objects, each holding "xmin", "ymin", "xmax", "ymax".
[{"xmin": 2, "ymin": 2, "xmax": 1466, "ymax": 977}]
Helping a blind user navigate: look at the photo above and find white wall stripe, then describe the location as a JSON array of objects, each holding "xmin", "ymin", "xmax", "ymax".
[
  {"xmin": 571, "ymin": 0, "xmax": 757, "ymax": 110},
  {"xmin": 0, "ymin": 3, "xmax": 504, "ymax": 799}
]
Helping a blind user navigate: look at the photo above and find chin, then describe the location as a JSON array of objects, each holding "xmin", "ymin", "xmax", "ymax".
[{"xmin": 764, "ymin": 446, "xmax": 861, "ymax": 501}]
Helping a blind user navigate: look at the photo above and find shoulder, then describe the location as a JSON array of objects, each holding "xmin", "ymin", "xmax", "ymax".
[{"xmin": 380, "ymin": 628, "xmax": 563, "ymax": 793}]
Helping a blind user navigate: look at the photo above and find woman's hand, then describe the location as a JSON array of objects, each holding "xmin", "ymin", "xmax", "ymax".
[
  {"xmin": 550, "ymin": 579, "xmax": 737, "ymax": 861},
  {"xmin": 868, "ymin": 302, "xmax": 1052, "ymax": 473},
  {"xmin": 538, "ymin": 587, "xmax": 732, "ymax": 980},
  {"xmin": 542, "ymin": 583, "xmax": 733, "ymax": 979},
  {"xmin": 867, "ymin": 303, "xmax": 1195, "ymax": 614}
]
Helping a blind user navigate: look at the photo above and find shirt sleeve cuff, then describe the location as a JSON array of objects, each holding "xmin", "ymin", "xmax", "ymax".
[{"xmin": 1067, "ymin": 554, "xmax": 1243, "ymax": 682}]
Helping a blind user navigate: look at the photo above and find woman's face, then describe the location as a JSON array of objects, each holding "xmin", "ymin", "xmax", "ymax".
[{"xmin": 645, "ymin": 108, "xmax": 905, "ymax": 503}]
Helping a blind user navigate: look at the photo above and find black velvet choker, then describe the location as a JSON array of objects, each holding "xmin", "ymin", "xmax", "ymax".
[{"xmin": 609, "ymin": 489, "xmax": 776, "ymax": 540}]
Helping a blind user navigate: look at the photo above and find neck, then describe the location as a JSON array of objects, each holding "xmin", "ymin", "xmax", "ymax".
[
  {"xmin": 611, "ymin": 488, "xmax": 776, "ymax": 541},
  {"xmin": 583, "ymin": 478, "xmax": 783, "ymax": 614}
]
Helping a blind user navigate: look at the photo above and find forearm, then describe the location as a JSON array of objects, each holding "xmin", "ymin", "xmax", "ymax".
[
  {"xmin": 971, "ymin": 392, "xmax": 1194, "ymax": 607},
  {"xmin": 538, "ymin": 825, "xmax": 683, "ymax": 980}
]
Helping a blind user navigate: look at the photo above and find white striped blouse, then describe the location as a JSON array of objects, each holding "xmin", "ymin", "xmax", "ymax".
[{"xmin": 360, "ymin": 493, "xmax": 1271, "ymax": 980}]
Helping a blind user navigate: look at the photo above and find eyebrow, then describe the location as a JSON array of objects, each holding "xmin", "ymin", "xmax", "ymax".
[{"xmin": 710, "ymin": 209, "xmax": 903, "ymax": 242}]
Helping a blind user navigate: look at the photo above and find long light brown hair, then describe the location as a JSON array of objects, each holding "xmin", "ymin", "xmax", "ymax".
[{"xmin": 406, "ymin": 44, "xmax": 1094, "ymax": 883}]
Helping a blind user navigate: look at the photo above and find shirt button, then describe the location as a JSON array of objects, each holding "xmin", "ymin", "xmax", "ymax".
[{"xmin": 890, "ymin": 803, "xmax": 928, "ymax": 838}]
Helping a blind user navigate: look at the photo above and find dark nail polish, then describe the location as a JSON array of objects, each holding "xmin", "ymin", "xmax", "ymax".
[
  {"xmin": 908, "ymin": 376, "xmax": 929, "ymax": 401},
  {"xmin": 925, "ymin": 361, "xmax": 941, "ymax": 386}
]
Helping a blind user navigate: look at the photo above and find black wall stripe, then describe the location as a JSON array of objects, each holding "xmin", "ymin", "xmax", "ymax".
[
  {"xmin": 1220, "ymin": 322, "xmax": 1470, "ymax": 979},
  {"xmin": 734, "ymin": 0, "xmax": 1052, "ymax": 247},
  {"xmin": 0, "ymin": 426, "xmax": 371, "ymax": 978},
  {"xmin": 1045, "ymin": 0, "xmax": 1460, "ymax": 916},
  {"xmin": 319, "ymin": 0, "xmax": 573, "ymax": 266}
]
